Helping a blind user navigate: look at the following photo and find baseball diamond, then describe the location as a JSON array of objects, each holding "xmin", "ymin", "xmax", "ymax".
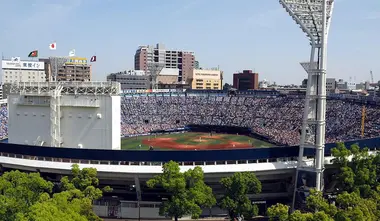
[{"xmin": 121, "ymin": 132, "xmax": 273, "ymax": 150}]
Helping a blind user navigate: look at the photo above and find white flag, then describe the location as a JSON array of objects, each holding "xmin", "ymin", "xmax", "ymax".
[
  {"xmin": 69, "ymin": 49, "xmax": 75, "ymax": 57},
  {"xmin": 49, "ymin": 42, "xmax": 56, "ymax": 50}
]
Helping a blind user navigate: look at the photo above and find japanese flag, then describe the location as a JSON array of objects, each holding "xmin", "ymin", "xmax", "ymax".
[{"xmin": 49, "ymin": 42, "xmax": 57, "ymax": 50}]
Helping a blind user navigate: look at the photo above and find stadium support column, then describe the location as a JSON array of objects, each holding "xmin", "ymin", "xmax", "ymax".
[
  {"xmin": 50, "ymin": 83, "xmax": 63, "ymax": 147},
  {"xmin": 279, "ymin": 0, "xmax": 334, "ymax": 210},
  {"xmin": 134, "ymin": 176, "xmax": 142, "ymax": 221}
]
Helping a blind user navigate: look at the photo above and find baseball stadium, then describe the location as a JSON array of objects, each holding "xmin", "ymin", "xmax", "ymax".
[
  {"xmin": 0, "ymin": 82, "xmax": 379, "ymax": 219},
  {"xmin": 0, "ymin": 1, "xmax": 376, "ymax": 219}
]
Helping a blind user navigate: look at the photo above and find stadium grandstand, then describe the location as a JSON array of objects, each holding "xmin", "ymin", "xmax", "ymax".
[
  {"xmin": 1, "ymin": 90, "xmax": 380, "ymax": 218},
  {"xmin": 0, "ymin": 90, "xmax": 379, "ymax": 145},
  {"xmin": 120, "ymin": 90, "xmax": 379, "ymax": 146}
]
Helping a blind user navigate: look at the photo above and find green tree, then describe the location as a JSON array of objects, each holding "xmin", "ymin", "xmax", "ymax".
[
  {"xmin": 305, "ymin": 189, "xmax": 337, "ymax": 217},
  {"xmin": 288, "ymin": 210, "xmax": 313, "ymax": 221},
  {"xmin": 266, "ymin": 142, "xmax": 380, "ymax": 221},
  {"xmin": 331, "ymin": 143, "xmax": 380, "ymax": 197},
  {"xmin": 0, "ymin": 171, "xmax": 53, "ymax": 221},
  {"xmin": 0, "ymin": 164, "xmax": 110, "ymax": 221},
  {"xmin": 146, "ymin": 161, "xmax": 216, "ymax": 221},
  {"xmin": 218, "ymin": 172, "xmax": 262, "ymax": 219},
  {"xmin": 267, "ymin": 203, "xmax": 289, "ymax": 221},
  {"xmin": 60, "ymin": 164, "xmax": 111, "ymax": 201}
]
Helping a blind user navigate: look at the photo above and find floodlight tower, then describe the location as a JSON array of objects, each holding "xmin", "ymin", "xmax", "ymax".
[
  {"xmin": 147, "ymin": 63, "xmax": 164, "ymax": 90},
  {"xmin": 49, "ymin": 57, "xmax": 69, "ymax": 81},
  {"xmin": 279, "ymin": 0, "xmax": 335, "ymax": 209}
]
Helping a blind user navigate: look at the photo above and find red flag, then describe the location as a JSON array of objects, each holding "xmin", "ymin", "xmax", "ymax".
[{"xmin": 90, "ymin": 56, "xmax": 96, "ymax": 62}]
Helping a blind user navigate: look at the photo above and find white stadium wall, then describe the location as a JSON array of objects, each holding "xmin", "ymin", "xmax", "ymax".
[
  {"xmin": 8, "ymin": 94, "xmax": 121, "ymax": 150},
  {"xmin": 8, "ymin": 102, "xmax": 50, "ymax": 145}
]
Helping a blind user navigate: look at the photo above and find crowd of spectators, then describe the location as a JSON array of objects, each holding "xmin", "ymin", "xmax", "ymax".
[
  {"xmin": 121, "ymin": 94, "xmax": 380, "ymax": 146},
  {"xmin": 0, "ymin": 94, "xmax": 378, "ymax": 146},
  {"xmin": 0, "ymin": 104, "xmax": 8, "ymax": 140}
]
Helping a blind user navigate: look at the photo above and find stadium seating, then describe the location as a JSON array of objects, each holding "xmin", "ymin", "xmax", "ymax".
[
  {"xmin": 0, "ymin": 104, "xmax": 8, "ymax": 140},
  {"xmin": 0, "ymin": 94, "xmax": 378, "ymax": 146},
  {"xmin": 121, "ymin": 95, "xmax": 378, "ymax": 146}
]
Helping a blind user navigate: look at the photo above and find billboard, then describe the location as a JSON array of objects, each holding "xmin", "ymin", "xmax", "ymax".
[
  {"xmin": 65, "ymin": 57, "xmax": 88, "ymax": 65},
  {"xmin": 1, "ymin": 60, "xmax": 44, "ymax": 70}
]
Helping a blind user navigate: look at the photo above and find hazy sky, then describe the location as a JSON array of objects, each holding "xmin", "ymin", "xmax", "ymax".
[{"xmin": 0, "ymin": 0, "xmax": 379, "ymax": 84}]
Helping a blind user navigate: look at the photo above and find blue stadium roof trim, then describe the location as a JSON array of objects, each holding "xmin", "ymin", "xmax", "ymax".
[{"xmin": 0, "ymin": 137, "xmax": 378, "ymax": 162}]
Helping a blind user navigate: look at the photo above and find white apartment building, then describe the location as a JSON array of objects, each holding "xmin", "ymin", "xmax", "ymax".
[{"xmin": 2, "ymin": 58, "xmax": 46, "ymax": 83}]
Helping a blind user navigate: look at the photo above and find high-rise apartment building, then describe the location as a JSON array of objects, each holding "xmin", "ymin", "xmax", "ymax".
[
  {"xmin": 233, "ymin": 70, "xmax": 259, "ymax": 90},
  {"xmin": 134, "ymin": 43, "xmax": 195, "ymax": 83}
]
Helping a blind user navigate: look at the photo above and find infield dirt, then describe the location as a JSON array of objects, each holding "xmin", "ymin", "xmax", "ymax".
[{"xmin": 142, "ymin": 137, "xmax": 251, "ymax": 150}]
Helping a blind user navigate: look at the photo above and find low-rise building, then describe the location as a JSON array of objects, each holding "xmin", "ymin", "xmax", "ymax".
[
  {"xmin": 191, "ymin": 68, "xmax": 223, "ymax": 90},
  {"xmin": 233, "ymin": 70, "xmax": 259, "ymax": 90},
  {"xmin": 107, "ymin": 70, "xmax": 149, "ymax": 90},
  {"xmin": 1, "ymin": 58, "xmax": 46, "ymax": 83}
]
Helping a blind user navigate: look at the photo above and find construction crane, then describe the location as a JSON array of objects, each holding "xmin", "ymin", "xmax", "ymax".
[{"xmin": 361, "ymin": 105, "xmax": 366, "ymax": 138}]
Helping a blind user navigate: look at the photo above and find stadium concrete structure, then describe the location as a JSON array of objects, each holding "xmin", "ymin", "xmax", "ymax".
[{"xmin": 7, "ymin": 82, "xmax": 121, "ymax": 149}]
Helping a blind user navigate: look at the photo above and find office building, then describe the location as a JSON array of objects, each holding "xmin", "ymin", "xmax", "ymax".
[
  {"xmin": 55, "ymin": 57, "xmax": 91, "ymax": 81},
  {"xmin": 1, "ymin": 58, "xmax": 46, "ymax": 83},
  {"xmin": 134, "ymin": 43, "xmax": 195, "ymax": 83},
  {"xmin": 39, "ymin": 58, "xmax": 52, "ymax": 81},
  {"xmin": 233, "ymin": 70, "xmax": 259, "ymax": 90},
  {"xmin": 107, "ymin": 70, "xmax": 149, "ymax": 90},
  {"xmin": 326, "ymin": 78, "xmax": 336, "ymax": 91},
  {"xmin": 191, "ymin": 69, "xmax": 223, "ymax": 90},
  {"xmin": 302, "ymin": 78, "xmax": 337, "ymax": 92}
]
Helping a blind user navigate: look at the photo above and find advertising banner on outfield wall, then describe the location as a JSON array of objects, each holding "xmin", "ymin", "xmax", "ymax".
[{"xmin": 122, "ymin": 89, "xmax": 186, "ymax": 94}]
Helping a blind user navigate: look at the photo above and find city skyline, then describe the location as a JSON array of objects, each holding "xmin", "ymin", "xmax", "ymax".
[{"xmin": 0, "ymin": 0, "xmax": 379, "ymax": 84}]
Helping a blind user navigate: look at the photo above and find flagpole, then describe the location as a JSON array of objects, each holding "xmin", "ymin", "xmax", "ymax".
[
  {"xmin": 91, "ymin": 52, "xmax": 96, "ymax": 82},
  {"xmin": 51, "ymin": 40, "xmax": 57, "ymax": 82}
]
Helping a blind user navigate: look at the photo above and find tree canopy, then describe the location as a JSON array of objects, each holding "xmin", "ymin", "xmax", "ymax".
[
  {"xmin": 147, "ymin": 160, "xmax": 216, "ymax": 221},
  {"xmin": 267, "ymin": 143, "xmax": 380, "ymax": 221},
  {"xmin": 218, "ymin": 172, "xmax": 262, "ymax": 219},
  {"xmin": 0, "ymin": 164, "xmax": 110, "ymax": 221}
]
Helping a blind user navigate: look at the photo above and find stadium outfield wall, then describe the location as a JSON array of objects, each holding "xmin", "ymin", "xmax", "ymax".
[{"xmin": 0, "ymin": 137, "xmax": 379, "ymax": 163}]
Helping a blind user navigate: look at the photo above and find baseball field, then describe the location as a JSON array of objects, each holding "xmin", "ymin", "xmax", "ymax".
[{"xmin": 121, "ymin": 132, "xmax": 273, "ymax": 150}]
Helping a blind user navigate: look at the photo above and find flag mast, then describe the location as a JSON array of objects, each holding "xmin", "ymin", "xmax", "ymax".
[{"xmin": 90, "ymin": 53, "xmax": 97, "ymax": 81}]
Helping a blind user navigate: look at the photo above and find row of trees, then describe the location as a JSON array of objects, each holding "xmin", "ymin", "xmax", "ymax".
[
  {"xmin": 147, "ymin": 143, "xmax": 380, "ymax": 221},
  {"xmin": 0, "ymin": 164, "xmax": 110, "ymax": 221},
  {"xmin": 267, "ymin": 143, "xmax": 380, "ymax": 221},
  {"xmin": 0, "ymin": 160, "xmax": 262, "ymax": 221},
  {"xmin": 146, "ymin": 161, "xmax": 262, "ymax": 220}
]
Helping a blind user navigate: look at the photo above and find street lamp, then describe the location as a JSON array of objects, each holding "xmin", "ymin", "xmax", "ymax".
[{"xmin": 279, "ymin": 0, "xmax": 335, "ymax": 210}]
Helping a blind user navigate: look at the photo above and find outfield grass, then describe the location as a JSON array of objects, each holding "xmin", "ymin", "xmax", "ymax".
[{"xmin": 121, "ymin": 132, "xmax": 273, "ymax": 150}]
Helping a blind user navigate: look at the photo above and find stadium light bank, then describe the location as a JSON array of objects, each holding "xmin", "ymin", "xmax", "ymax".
[{"xmin": 279, "ymin": 0, "xmax": 335, "ymax": 210}]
